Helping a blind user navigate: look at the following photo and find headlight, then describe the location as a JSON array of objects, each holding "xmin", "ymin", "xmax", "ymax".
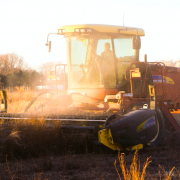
[
  {"xmin": 74, "ymin": 28, "xmax": 93, "ymax": 33},
  {"xmin": 57, "ymin": 29, "xmax": 66, "ymax": 34},
  {"xmin": 75, "ymin": 29, "xmax": 80, "ymax": 32}
]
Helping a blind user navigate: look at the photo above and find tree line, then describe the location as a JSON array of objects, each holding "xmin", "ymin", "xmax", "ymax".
[{"xmin": 0, "ymin": 53, "xmax": 46, "ymax": 89}]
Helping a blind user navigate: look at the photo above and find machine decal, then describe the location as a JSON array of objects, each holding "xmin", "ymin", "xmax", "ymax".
[
  {"xmin": 152, "ymin": 75, "xmax": 174, "ymax": 84},
  {"xmin": 137, "ymin": 116, "xmax": 156, "ymax": 132}
]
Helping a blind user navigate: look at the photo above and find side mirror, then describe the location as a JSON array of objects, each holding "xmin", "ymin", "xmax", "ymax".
[
  {"xmin": 132, "ymin": 36, "xmax": 141, "ymax": 49},
  {"xmin": 45, "ymin": 41, "xmax": 51, "ymax": 52}
]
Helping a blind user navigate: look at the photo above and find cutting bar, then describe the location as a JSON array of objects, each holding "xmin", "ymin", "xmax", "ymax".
[{"xmin": 0, "ymin": 116, "xmax": 106, "ymax": 122}]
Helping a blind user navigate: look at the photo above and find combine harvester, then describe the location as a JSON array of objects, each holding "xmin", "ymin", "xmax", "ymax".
[{"xmin": 0, "ymin": 24, "xmax": 180, "ymax": 151}]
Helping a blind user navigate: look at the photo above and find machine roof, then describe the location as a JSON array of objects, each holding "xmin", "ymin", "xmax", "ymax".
[{"xmin": 58, "ymin": 24, "xmax": 145, "ymax": 36}]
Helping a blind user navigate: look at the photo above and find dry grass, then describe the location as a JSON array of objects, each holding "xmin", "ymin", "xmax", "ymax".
[
  {"xmin": 7, "ymin": 87, "xmax": 34, "ymax": 102},
  {"xmin": 114, "ymin": 150, "xmax": 180, "ymax": 180},
  {"xmin": 6, "ymin": 87, "xmax": 77, "ymax": 115},
  {"xmin": 0, "ymin": 117, "xmax": 100, "ymax": 162},
  {"xmin": 1, "ymin": 87, "xmax": 180, "ymax": 179},
  {"xmin": 114, "ymin": 150, "xmax": 151, "ymax": 180},
  {"xmin": 7, "ymin": 86, "xmax": 35, "ymax": 113},
  {"xmin": 0, "ymin": 87, "xmax": 103, "ymax": 161}
]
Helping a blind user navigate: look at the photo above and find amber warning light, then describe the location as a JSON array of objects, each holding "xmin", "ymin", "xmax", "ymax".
[{"xmin": 57, "ymin": 29, "xmax": 66, "ymax": 34}]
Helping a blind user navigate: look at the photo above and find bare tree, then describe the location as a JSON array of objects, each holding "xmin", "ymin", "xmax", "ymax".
[
  {"xmin": 0, "ymin": 53, "xmax": 25, "ymax": 75},
  {"xmin": 38, "ymin": 61, "xmax": 63, "ymax": 75}
]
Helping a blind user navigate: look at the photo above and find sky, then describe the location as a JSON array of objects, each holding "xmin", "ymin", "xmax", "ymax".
[{"xmin": 0, "ymin": 0, "xmax": 180, "ymax": 69}]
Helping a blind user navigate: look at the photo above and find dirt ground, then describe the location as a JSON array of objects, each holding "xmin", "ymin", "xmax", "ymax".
[{"xmin": 1, "ymin": 129, "xmax": 180, "ymax": 180}]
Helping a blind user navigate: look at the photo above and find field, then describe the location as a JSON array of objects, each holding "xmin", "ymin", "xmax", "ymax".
[{"xmin": 1, "ymin": 88, "xmax": 180, "ymax": 180}]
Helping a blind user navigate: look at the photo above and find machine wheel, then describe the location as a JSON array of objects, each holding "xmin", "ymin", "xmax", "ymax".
[{"xmin": 149, "ymin": 108, "xmax": 164, "ymax": 147}]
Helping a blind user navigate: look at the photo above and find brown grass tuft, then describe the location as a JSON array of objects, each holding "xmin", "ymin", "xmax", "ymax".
[
  {"xmin": 114, "ymin": 150, "xmax": 151, "ymax": 180},
  {"xmin": 6, "ymin": 86, "xmax": 35, "ymax": 113}
]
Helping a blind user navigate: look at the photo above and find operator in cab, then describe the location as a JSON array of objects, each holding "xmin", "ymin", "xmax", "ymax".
[
  {"xmin": 101, "ymin": 42, "xmax": 113, "ymax": 62},
  {"xmin": 99, "ymin": 42, "xmax": 115, "ymax": 88}
]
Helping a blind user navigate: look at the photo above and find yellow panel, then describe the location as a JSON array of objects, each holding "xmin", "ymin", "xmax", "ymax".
[
  {"xmin": 58, "ymin": 24, "xmax": 145, "ymax": 36},
  {"xmin": 99, "ymin": 129, "xmax": 144, "ymax": 151},
  {"xmin": 128, "ymin": 144, "xmax": 143, "ymax": 151},
  {"xmin": 132, "ymin": 144, "xmax": 143, "ymax": 150},
  {"xmin": 98, "ymin": 129, "xmax": 122, "ymax": 150},
  {"xmin": 0, "ymin": 91, "xmax": 3, "ymax": 98}
]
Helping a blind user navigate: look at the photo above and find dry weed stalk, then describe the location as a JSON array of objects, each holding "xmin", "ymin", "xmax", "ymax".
[
  {"xmin": 6, "ymin": 155, "xmax": 18, "ymax": 180},
  {"xmin": 114, "ymin": 150, "xmax": 151, "ymax": 180},
  {"xmin": 159, "ymin": 164, "xmax": 176, "ymax": 180}
]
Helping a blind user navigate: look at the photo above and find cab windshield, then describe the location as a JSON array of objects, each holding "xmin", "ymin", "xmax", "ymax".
[{"xmin": 66, "ymin": 33, "xmax": 134, "ymax": 89}]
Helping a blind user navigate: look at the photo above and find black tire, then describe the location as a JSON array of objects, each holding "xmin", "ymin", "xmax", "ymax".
[{"xmin": 149, "ymin": 108, "xmax": 164, "ymax": 147}]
